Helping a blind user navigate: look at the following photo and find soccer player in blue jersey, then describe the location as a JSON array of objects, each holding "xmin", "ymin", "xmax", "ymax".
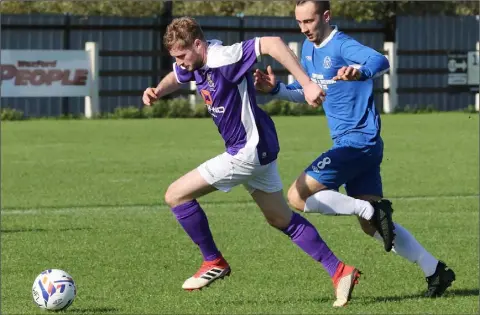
[
  {"xmin": 254, "ymin": 0, "xmax": 455, "ymax": 298},
  {"xmin": 142, "ymin": 17, "xmax": 362, "ymax": 307}
]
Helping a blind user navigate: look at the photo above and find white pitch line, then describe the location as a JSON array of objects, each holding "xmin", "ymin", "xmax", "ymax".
[{"xmin": 1, "ymin": 195, "xmax": 478, "ymax": 216}]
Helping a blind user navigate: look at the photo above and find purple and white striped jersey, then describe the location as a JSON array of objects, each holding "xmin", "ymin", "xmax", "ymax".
[{"xmin": 173, "ymin": 38, "xmax": 279, "ymax": 165}]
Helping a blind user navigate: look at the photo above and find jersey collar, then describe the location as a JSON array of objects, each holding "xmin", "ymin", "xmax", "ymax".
[
  {"xmin": 314, "ymin": 25, "xmax": 338, "ymax": 49},
  {"xmin": 201, "ymin": 39, "xmax": 223, "ymax": 71}
]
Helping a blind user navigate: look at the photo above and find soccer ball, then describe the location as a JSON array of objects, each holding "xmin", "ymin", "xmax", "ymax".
[{"xmin": 32, "ymin": 269, "xmax": 77, "ymax": 311}]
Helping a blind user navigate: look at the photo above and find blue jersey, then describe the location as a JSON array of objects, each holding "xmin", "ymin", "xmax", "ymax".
[{"xmin": 272, "ymin": 26, "xmax": 389, "ymax": 148}]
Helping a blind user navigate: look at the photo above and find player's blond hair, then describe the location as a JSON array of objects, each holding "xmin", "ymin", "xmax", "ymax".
[{"xmin": 163, "ymin": 17, "xmax": 205, "ymax": 51}]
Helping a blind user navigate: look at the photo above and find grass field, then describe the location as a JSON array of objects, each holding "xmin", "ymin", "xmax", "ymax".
[{"xmin": 1, "ymin": 113, "xmax": 479, "ymax": 314}]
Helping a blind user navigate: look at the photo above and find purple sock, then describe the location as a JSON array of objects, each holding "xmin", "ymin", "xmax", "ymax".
[
  {"xmin": 171, "ymin": 200, "xmax": 221, "ymax": 261},
  {"xmin": 282, "ymin": 212, "xmax": 340, "ymax": 277}
]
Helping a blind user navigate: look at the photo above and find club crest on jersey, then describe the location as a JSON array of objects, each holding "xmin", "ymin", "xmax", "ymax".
[
  {"xmin": 206, "ymin": 73, "xmax": 215, "ymax": 91},
  {"xmin": 323, "ymin": 56, "xmax": 332, "ymax": 69}
]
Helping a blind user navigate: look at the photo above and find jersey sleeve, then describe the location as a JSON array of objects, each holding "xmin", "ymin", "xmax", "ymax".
[
  {"xmin": 213, "ymin": 38, "xmax": 261, "ymax": 83},
  {"xmin": 275, "ymin": 81, "xmax": 306, "ymax": 103},
  {"xmin": 173, "ymin": 63, "xmax": 194, "ymax": 84},
  {"xmin": 339, "ymin": 38, "xmax": 390, "ymax": 80},
  {"xmin": 271, "ymin": 55, "xmax": 307, "ymax": 103}
]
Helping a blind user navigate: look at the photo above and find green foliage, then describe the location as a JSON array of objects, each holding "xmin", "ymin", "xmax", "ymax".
[
  {"xmin": 112, "ymin": 106, "xmax": 147, "ymax": 119},
  {"xmin": 3, "ymin": 99, "xmax": 475, "ymax": 121},
  {"xmin": 1, "ymin": 0, "xmax": 477, "ymax": 19},
  {"xmin": 166, "ymin": 98, "xmax": 193, "ymax": 118},
  {"xmin": 150, "ymin": 99, "xmax": 170, "ymax": 118},
  {"xmin": 0, "ymin": 1, "xmax": 164, "ymax": 17},
  {"xmin": 1, "ymin": 108, "xmax": 25, "ymax": 121},
  {"xmin": 394, "ymin": 104, "xmax": 439, "ymax": 114},
  {"xmin": 261, "ymin": 99, "xmax": 325, "ymax": 116},
  {"xmin": 463, "ymin": 105, "xmax": 477, "ymax": 114},
  {"xmin": 193, "ymin": 103, "xmax": 210, "ymax": 118}
]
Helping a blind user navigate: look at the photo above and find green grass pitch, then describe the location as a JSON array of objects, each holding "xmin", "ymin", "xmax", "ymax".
[{"xmin": 1, "ymin": 113, "xmax": 479, "ymax": 314}]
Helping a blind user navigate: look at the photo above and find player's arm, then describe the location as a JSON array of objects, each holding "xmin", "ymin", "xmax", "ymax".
[
  {"xmin": 267, "ymin": 79, "xmax": 306, "ymax": 103},
  {"xmin": 143, "ymin": 63, "xmax": 193, "ymax": 106},
  {"xmin": 218, "ymin": 36, "xmax": 323, "ymax": 106},
  {"xmin": 258, "ymin": 37, "xmax": 324, "ymax": 105},
  {"xmin": 254, "ymin": 61, "xmax": 307, "ymax": 103},
  {"xmin": 336, "ymin": 38, "xmax": 390, "ymax": 81},
  {"xmin": 155, "ymin": 71, "xmax": 182, "ymax": 97},
  {"xmin": 259, "ymin": 37, "xmax": 315, "ymax": 89},
  {"xmin": 142, "ymin": 71, "xmax": 182, "ymax": 106}
]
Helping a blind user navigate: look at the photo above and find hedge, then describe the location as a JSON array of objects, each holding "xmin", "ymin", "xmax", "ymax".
[{"xmin": 0, "ymin": 98, "xmax": 477, "ymax": 121}]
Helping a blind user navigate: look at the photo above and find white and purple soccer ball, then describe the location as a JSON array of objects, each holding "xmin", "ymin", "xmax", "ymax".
[{"xmin": 32, "ymin": 269, "xmax": 77, "ymax": 311}]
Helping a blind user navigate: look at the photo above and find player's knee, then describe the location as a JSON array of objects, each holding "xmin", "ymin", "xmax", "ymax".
[
  {"xmin": 164, "ymin": 184, "xmax": 183, "ymax": 208},
  {"xmin": 287, "ymin": 185, "xmax": 305, "ymax": 212},
  {"xmin": 265, "ymin": 213, "xmax": 291, "ymax": 230}
]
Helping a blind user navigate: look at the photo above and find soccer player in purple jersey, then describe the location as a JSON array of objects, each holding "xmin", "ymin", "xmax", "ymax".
[
  {"xmin": 254, "ymin": 0, "xmax": 455, "ymax": 298},
  {"xmin": 142, "ymin": 17, "xmax": 360, "ymax": 307}
]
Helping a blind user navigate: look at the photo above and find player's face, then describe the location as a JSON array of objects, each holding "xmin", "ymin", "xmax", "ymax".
[
  {"xmin": 170, "ymin": 39, "xmax": 204, "ymax": 72},
  {"xmin": 295, "ymin": 2, "xmax": 330, "ymax": 44}
]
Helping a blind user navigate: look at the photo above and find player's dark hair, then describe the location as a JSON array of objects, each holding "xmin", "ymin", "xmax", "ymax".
[{"xmin": 295, "ymin": 0, "xmax": 330, "ymax": 15}]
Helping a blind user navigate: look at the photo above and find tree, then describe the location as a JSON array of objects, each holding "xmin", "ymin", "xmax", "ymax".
[
  {"xmin": 0, "ymin": 1, "xmax": 164, "ymax": 16},
  {"xmin": 1, "ymin": 0, "xmax": 477, "ymax": 18}
]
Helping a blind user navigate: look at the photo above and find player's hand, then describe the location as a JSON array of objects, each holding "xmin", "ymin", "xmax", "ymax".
[
  {"xmin": 142, "ymin": 87, "xmax": 158, "ymax": 106},
  {"xmin": 332, "ymin": 66, "xmax": 361, "ymax": 81},
  {"xmin": 254, "ymin": 65, "xmax": 276, "ymax": 93},
  {"xmin": 303, "ymin": 81, "xmax": 326, "ymax": 108}
]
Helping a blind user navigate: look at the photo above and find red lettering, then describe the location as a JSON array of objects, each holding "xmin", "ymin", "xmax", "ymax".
[
  {"xmin": 1, "ymin": 65, "xmax": 17, "ymax": 81},
  {"xmin": 45, "ymin": 70, "xmax": 63, "ymax": 85},
  {"xmin": 73, "ymin": 69, "xmax": 88, "ymax": 86},
  {"xmin": 15, "ymin": 70, "xmax": 31, "ymax": 85},
  {"xmin": 0, "ymin": 65, "xmax": 88, "ymax": 86},
  {"xmin": 61, "ymin": 70, "xmax": 73, "ymax": 85},
  {"xmin": 30, "ymin": 70, "xmax": 46, "ymax": 86}
]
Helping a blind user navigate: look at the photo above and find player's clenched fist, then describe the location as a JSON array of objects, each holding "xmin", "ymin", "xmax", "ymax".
[
  {"xmin": 142, "ymin": 87, "xmax": 159, "ymax": 106},
  {"xmin": 303, "ymin": 81, "xmax": 326, "ymax": 108}
]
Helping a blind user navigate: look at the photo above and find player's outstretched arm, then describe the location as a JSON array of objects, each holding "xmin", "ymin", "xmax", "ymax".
[
  {"xmin": 259, "ymin": 37, "xmax": 325, "ymax": 107},
  {"xmin": 254, "ymin": 67, "xmax": 306, "ymax": 103},
  {"xmin": 336, "ymin": 39, "xmax": 390, "ymax": 81},
  {"xmin": 142, "ymin": 72, "xmax": 182, "ymax": 106}
]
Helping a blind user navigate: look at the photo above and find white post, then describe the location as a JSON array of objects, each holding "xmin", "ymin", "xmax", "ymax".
[
  {"xmin": 476, "ymin": 42, "xmax": 479, "ymax": 112},
  {"xmin": 189, "ymin": 81, "xmax": 197, "ymax": 108},
  {"xmin": 383, "ymin": 42, "xmax": 398, "ymax": 114},
  {"xmin": 288, "ymin": 42, "xmax": 299, "ymax": 84},
  {"xmin": 475, "ymin": 93, "xmax": 479, "ymax": 112},
  {"xmin": 84, "ymin": 42, "xmax": 99, "ymax": 118}
]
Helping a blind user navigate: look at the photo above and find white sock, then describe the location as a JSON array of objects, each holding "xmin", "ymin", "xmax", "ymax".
[
  {"xmin": 373, "ymin": 223, "xmax": 438, "ymax": 277},
  {"xmin": 303, "ymin": 190, "xmax": 374, "ymax": 220}
]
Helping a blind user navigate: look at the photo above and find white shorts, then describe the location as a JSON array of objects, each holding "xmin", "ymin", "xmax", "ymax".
[{"xmin": 197, "ymin": 152, "xmax": 283, "ymax": 194}]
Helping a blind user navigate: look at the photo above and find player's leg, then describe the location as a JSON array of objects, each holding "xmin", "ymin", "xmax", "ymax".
[
  {"xmin": 244, "ymin": 162, "xmax": 360, "ymax": 307},
  {"xmin": 286, "ymin": 146, "xmax": 395, "ymax": 251},
  {"xmin": 166, "ymin": 153, "xmax": 241, "ymax": 290},
  {"xmin": 347, "ymin": 168, "xmax": 455, "ymax": 297}
]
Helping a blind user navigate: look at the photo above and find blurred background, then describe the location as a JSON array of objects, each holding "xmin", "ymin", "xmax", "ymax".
[{"xmin": 1, "ymin": 0, "xmax": 479, "ymax": 118}]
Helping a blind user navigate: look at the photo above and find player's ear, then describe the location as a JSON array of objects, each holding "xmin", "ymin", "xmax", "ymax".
[
  {"xmin": 323, "ymin": 10, "xmax": 331, "ymax": 23},
  {"xmin": 193, "ymin": 39, "xmax": 201, "ymax": 51}
]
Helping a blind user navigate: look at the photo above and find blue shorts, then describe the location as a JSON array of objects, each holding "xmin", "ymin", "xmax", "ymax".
[{"xmin": 305, "ymin": 139, "xmax": 384, "ymax": 197}]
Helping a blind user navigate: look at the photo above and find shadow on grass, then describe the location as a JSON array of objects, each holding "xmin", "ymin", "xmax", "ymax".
[
  {"xmin": 67, "ymin": 307, "xmax": 118, "ymax": 314},
  {"xmin": 364, "ymin": 288, "xmax": 479, "ymax": 303}
]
